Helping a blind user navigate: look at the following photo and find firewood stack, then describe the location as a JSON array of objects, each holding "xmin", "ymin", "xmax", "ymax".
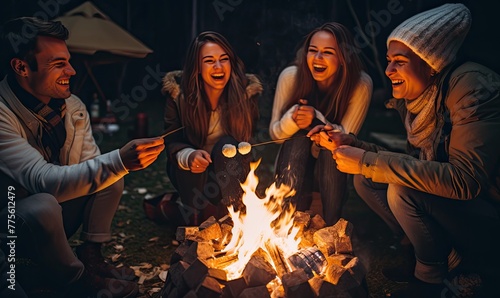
[{"xmin": 160, "ymin": 212, "xmax": 368, "ymax": 297}]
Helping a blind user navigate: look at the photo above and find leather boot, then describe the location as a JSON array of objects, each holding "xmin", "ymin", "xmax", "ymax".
[
  {"xmin": 67, "ymin": 269, "xmax": 139, "ymax": 298},
  {"xmin": 76, "ymin": 242, "xmax": 136, "ymax": 281},
  {"xmin": 382, "ymin": 238, "xmax": 416, "ymax": 283}
]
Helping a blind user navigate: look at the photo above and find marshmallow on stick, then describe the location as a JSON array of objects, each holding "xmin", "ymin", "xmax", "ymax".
[
  {"xmin": 222, "ymin": 144, "xmax": 237, "ymax": 158},
  {"xmin": 238, "ymin": 142, "xmax": 251, "ymax": 155}
]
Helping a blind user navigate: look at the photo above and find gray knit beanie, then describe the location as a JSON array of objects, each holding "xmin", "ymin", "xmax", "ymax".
[{"xmin": 387, "ymin": 3, "xmax": 471, "ymax": 72}]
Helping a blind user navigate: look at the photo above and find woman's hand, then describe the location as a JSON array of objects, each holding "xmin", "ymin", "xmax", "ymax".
[
  {"xmin": 308, "ymin": 124, "xmax": 354, "ymax": 152},
  {"xmin": 188, "ymin": 150, "xmax": 212, "ymax": 173},
  {"xmin": 292, "ymin": 99, "xmax": 315, "ymax": 129},
  {"xmin": 332, "ymin": 145, "xmax": 365, "ymax": 174}
]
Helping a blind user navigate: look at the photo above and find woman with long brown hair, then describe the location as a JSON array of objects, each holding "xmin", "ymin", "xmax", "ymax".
[
  {"xmin": 270, "ymin": 22, "xmax": 372, "ymax": 225},
  {"xmin": 162, "ymin": 31, "xmax": 262, "ymax": 226}
]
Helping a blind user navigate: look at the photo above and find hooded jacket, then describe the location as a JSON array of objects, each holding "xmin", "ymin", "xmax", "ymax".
[
  {"xmin": 354, "ymin": 62, "xmax": 500, "ymax": 204},
  {"xmin": 0, "ymin": 77, "xmax": 128, "ymax": 205}
]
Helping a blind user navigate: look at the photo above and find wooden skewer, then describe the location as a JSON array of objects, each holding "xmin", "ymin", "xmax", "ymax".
[
  {"xmin": 159, "ymin": 126, "xmax": 184, "ymax": 138},
  {"xmin": 251, "ymin": 129, "xmax": 342, "ymax": 147},
  {"xmin": 251, "ymin": 135, "xmax": 308, "ymax": 147}
]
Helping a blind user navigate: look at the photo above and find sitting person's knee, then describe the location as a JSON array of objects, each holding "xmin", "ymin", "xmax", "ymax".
[
  {"xmin": 16, "ymin": 193, "xmax": 61, "ymax": 232},
  {"xmin": 108, "ymin": 178, "xmax": 124, "ymax": 196},
  {"xmin": 387, "ymin": 184, "xmax": 413, "ymax": 209}
]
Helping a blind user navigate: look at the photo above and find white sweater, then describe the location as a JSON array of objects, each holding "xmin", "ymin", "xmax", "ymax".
[{"xmin": 269, "ymin": 66, "xmax": 373, "ymax": 142}]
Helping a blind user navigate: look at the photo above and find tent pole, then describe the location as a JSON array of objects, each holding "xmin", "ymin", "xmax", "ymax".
[{"xmin": 83, "ymin": 60, "xmax": 107, "ymax": 104}]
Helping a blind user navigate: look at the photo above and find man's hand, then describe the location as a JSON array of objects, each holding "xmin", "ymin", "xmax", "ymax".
[
  {"xmin": 119, "ymin": 137, "xmax": 165, "ymax": 171},
  {"xmin": 292, "ymin": 99, "xmax": 315, "ymax": 129},
  {"xmin": 188, "ymin": 150, "xmax": 212, "ymax": 173},
  {"xmin": 332, "ymin": 145, "xmax": 365, "ymax": 174}
]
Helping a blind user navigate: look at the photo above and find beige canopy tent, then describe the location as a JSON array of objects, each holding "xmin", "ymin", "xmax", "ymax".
[{"xmin": 54, "ymin": 1, "xmax": 153, "ymax": 102}]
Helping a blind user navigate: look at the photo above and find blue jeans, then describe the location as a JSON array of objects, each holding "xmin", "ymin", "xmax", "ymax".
[
  {"xmin": 354, "ymin": 175, "xmax": 500, "ymax": 283},
  {"xmin": 274, "ymin": 131, "xmax": 348, "ymax": 225},
  {"xmin": 0, "ymin": 179, "xmax": 123, "ymax": 289}
]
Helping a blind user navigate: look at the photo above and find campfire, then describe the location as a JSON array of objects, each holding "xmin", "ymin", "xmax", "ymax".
[{"xmin": 161, "ymin": 161, "xmax": 367, "ymax": 298}]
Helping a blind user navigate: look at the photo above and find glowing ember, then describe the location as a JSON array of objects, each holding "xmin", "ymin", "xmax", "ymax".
[{"xmin": 221, "ymin": 159, "xmax": 301, "ymax": 280}]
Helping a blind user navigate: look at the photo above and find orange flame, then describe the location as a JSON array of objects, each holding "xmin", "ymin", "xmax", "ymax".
[{"xmin": 222, "ymin": 159, "xmax": 301, "ymax": 280}]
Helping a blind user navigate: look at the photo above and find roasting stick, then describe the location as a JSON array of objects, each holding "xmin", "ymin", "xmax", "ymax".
[
  {"xmin": 159, "ymin": 126, "xmax": 185, "ymax": 138},
  {"xmin": 251, "ymin": 135, "xmax": 308, "ymax": 147},
  {"xmin": 251, "ymin": 128, "xmax": 342, "ymax": 147}
]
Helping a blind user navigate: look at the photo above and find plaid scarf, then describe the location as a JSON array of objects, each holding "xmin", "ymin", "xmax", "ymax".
[{"xmin": 8, "ymin": 76, "xmax": 67, "ymax": 164}]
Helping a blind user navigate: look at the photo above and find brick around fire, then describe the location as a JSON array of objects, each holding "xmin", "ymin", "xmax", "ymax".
[{"xmin": 160, "ymin": 214, "xmax": 368, "ymax": 298}]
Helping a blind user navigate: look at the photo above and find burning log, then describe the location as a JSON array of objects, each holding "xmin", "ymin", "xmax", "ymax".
[
  {"xmin": 175, "ymin": 226, "xmax": 199, "ymax": 242},
  {"xmin": 309, "ymin": 214, "xmax": 327, "ymax": 230},
  {"xmin": 342, "ymin": 257, "xmax": 367, "ymax": 289},
  {"xmin": 242, "ymin": 255, "xmax": 277, "ymax": 287},
  {"xmin": 197, "ymin": 276, "xmax": 224, "ymax": 298},
  {"xmin": 184, "ymin": 241, "xmax": 215, "ymax": 263},
  {"xmin": 327, "ymin": 254, "xmax": 353, "ymax": 267},
  {"xmin": 292, "ymin": 211, "xmax": 311, "ymax": 234},
  {"xmin": 182, "ymin": 258, "xmax": 209, "ymax": 290},
  {"xmin": 208, "ymin": 267, "xmax": 227, "ymax": 281},
  {"xmin": 196, "ymin": 216, "xmax": 223, "ymax": 241},
  {"xmin": 282, "ymin": 268, "xmax": 315, "ymax": 298},
  {"xmin": 208, "ymin": 253, "xmax": 238, "ymax": 269},
  {"xmin": 218, "ymin": 223, "xmax": 233, "ymax": 248},
  {"xmin": 264, "ymin": 242, "xmax": 290, "ymax": 278},
  {"xmin": 221, "ymin": 277, "xmax": 247, "ymax": 298},
  {"xmin": 299, "ymin": 229, "xmax": 316, "ymax": 249},
  {"xmin": 324, "ymin": 262, "xmax": 347, "ymax": 285},
  {"xmin": 238, "ymin": 286, "xmax": 271, "ymax": 298},
  {"xmin": 308, "ymin": 277, "xmax": 342, "ymax": 297},
  {"xmin": 313, "ymin": 227, "xmax": 337, "ymax": 256},
  {"xmin": 168, "ymin": 260, "xmax": 189, "ymax": 289},
  {"xmin": 331, "ymin": 218, "xmax": 354, "ymax": 254},
  {"xmin": 170, "ymin": 240, "xmax": 191, "ymax": 264}
]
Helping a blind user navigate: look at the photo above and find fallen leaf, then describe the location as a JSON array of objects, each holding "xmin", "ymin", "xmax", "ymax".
[
  {"xmin": 159, "ymin": 270, "xmax": 168, "ymax": 282},
  {"xmin": 148, "ymin": 288, "xmax": 162, "ymax": 295},
  {"xmin": 114, "ymin": 244, "xmax": 124, "ymax": 252},
  {"xmin": 136, "ymin": 266, "xmax": 161, "ymax": 284},
  {"xmin": 149, "ymin": 236, "xmax": 160, "ymax": 242},
  {"xmin": 144, "ymin": 193, "xmax": 155, "ymax": 199},
  {"xmin": 110, "ymin": 254, "xmax": 121, "ymax": 262},
  {"xmin": 135, "ymin": 187, "xmax": 147, "ymax": 194},
  {"xmin": 160, "ymin": 264, "xmax": 170, "ymax": 271}
]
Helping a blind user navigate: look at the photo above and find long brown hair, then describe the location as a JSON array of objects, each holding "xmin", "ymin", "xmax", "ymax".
[
  {"xmin": 283, "ymin": 22, "xmax": 363, "ymax": 124},
  {"xmin": 180, "ymin": 31, "xmax": 254, "ymax": 147}
]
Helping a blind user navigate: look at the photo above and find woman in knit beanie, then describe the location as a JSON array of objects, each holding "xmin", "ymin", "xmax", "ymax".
[{"xmin": 309, "ymin": 3, "xmax": 500, "ymax": 297}]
